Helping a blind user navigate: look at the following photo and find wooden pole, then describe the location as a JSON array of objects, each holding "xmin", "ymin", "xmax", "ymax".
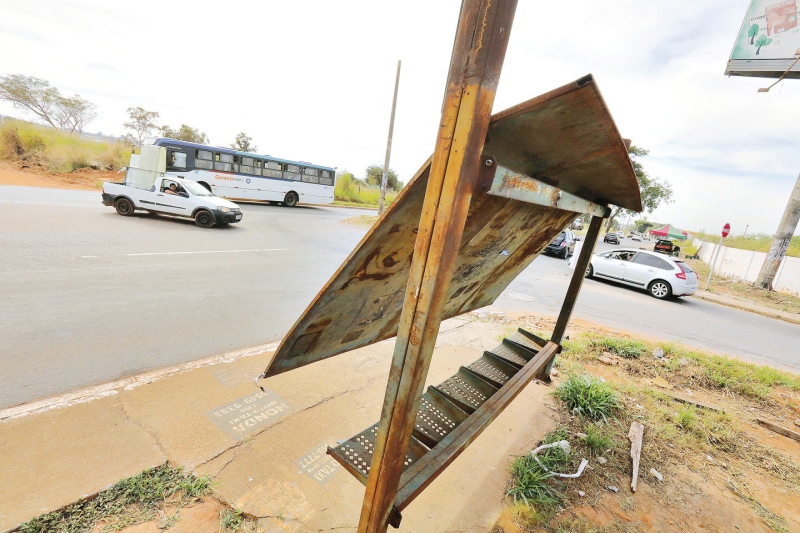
[
  {"xmin": 379, "ymin": 60, "xmax": 402, "ymax": 215},
  {"xmin": 357, "ymin": 1, "xmax": 518, "ymax": 531},
  {"xmin": 545, "ymin": 214, "xmax": 604, "ymax": 376}
]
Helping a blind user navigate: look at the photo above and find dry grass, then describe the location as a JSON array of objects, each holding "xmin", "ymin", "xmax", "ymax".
[
  {"xmin": 0, "ymin": 118, "xmax": 130, "ymax": 173},
  {"xmin": 686, "ymin": 258, "xmax": 800, "ymax": 314}
]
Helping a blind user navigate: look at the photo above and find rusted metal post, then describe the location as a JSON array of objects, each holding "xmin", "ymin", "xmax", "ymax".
[
  {"xmin": 357, "ymin": 1, "xmax": 518, "ymax": 531},
  {"xmin": 545, "ymin": 214, "xmax": 604, "ymax": 376},
  {"xmin": 755, "ymin": 173, "xmax": 800, "ymax": 290},
  {"xmin": 379, "ymin": 60, "xmax": 402, "ymax": 215}
]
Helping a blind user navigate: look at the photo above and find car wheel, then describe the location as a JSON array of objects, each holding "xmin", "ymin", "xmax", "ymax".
[
  {"xmin": 194, "ymin": 210, "xmax": 215, "ymax": 228},
  {"xmin": 115, "ymin": 198, "xmax": 134, "ymax": 216},
  {"xmin": 284, "ymin": 192, "xmax": 298, "ymax": 207},
  {"xmin": 586, "ymin": 265, "xmax": 594, "ymax": 278},
  {"xmin": 648, "ymin": 280, "xmax": 672, "ymax": 300},
  {"xmin": 561, "ymin": 246, "xmax": 569, "ymax": 259}
]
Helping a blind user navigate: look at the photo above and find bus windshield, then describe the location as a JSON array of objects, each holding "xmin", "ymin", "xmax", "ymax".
[{"xmin": 182, "ymin": 181, "xmax": 212, "ymax": 196}]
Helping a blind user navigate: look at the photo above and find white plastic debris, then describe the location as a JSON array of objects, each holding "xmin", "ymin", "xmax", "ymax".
[
  {"xmin": 608, "ymin": 485, "xmax": 619, "ymax": 493},
  {"xmin": 529, "ymin": 440, "xmax": 589, "ymax": 479},
  {"xmin": 577, "ymin": 490, "xmax": 586, "ymax": 497},
  {"xmin": 652, "ymin": 347, "xmax": 665, "ymax": 359},
  {"xmin": 597, "ymin": 456, "xmax": 608, "ymax": 465},
  {"xmin": 649, "ymin": 468, "xmax": 663, "ymax": 481}
]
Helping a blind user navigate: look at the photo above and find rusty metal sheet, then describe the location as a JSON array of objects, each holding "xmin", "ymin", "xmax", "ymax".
[{"xmin": 263, "ymin": 76, "xmax": 639, "ymax": 377}]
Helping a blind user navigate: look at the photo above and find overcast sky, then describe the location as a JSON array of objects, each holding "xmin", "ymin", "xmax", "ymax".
[{"xmin": 1, "ymin": 0, "xmax": 799, "ymax": 234}]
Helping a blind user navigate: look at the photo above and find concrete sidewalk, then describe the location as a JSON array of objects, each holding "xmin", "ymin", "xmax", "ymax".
[
  {"xmin": 693, "ymin": 289, "xmax": 800, "ymax": 326},
  {"xmin": 0, "ymin": 316, "xmax": 557, "ymax": 533}
]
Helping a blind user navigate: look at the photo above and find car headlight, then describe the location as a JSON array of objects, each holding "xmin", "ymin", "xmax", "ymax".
[{"xmin": 218, "ymin": 207, "xmax": 229, "ymax": 213}]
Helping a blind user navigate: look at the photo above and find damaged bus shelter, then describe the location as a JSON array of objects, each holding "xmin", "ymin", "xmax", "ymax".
[{"xmin": 256, "ymin": 1, "xmax": 641, "ymax": 531}]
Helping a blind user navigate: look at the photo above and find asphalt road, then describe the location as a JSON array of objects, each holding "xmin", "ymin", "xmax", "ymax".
[{"xmin": 2, "ymin": 186, "xmax": 799, "ymax": 409}]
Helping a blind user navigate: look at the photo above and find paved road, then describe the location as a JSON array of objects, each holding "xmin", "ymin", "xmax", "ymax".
[{"xmin": 2, "ymin": 186, "xmax": 798, "ymax": 409}]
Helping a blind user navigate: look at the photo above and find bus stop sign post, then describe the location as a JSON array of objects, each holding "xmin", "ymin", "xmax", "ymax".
[
  {"xmin": 357, "ymin": 1, "xmax": 518, "ymax": 531},
  {"xmin": 705, "ymin": 222, "xmax": 730, "ymax": 290}
]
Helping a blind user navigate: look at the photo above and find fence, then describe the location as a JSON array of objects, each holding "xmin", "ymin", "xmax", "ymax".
[{"xmin": 693, "ymin": 238, "xmax": 800, "ymax": 294}]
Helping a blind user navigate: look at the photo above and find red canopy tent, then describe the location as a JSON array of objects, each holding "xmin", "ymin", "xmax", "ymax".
[{"xmin": 649, "ymin": 224, "xmax": 688, "ymax": 240}]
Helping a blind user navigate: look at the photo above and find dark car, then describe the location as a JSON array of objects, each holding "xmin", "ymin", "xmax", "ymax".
[
  {"xmin": 544, "ymin": 230, "xmax": 577, "ymax": 259},
  {"xmin": 603, "ymin": 232, "xmax": 619, "ymax": 244},
  {"xmin": 654, "ymin": 239, "xmax": 681, "ymax": 256}
]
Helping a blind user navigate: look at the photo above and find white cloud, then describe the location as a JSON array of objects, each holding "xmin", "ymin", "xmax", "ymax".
[{"xmin": 1, "ymin": 0, "xmax": 797, "ymax": 234}]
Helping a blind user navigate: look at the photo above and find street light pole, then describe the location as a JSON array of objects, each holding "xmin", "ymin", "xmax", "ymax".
[{"xmin": 378, "ymin": 60, "xmax": 402, "ymax": 216}]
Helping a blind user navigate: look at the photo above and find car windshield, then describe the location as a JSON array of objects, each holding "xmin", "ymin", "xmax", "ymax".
[{"xmin": 181, "ymin": 181, "xmax": 212, "ymax": 196}]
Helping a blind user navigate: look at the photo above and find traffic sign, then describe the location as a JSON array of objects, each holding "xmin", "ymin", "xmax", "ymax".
[{"xmin": 722, "ymin": 223, "xmax": 730, "ymax": 238}]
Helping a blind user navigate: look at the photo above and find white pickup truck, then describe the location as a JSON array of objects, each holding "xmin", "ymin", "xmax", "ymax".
[{"xmin": 102, "ymin": 145, "xmax": 242, "ymax": 228}]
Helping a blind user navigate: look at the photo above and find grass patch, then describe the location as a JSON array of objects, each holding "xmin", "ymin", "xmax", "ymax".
[
  {"xmin": 19, "ymin": 464, "xmax": 213, "ymax": 533},
  {"xmin": 219, "ymin": 509, "xmax": 244, "ymax": 532},
  {"xmin": 588, "ymin": 336, "xmax": 647, "ymax": 359},
  {"xmin": 0, "ymin": 118, "xmax": 130, "ymax": 173},
  {"xmin": 554, "ymin": 374, "xmax": 620, "ymax": 421},
  {"xmin": 583, "ymin": 424, "xmax": 614, "ymax": 455}
]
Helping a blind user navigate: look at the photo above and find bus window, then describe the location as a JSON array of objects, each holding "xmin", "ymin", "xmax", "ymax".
[
  {"xmin": 319, "ymin": 170, "xmax": 333, "ymax": 186},
  {"xmin": 285, "ymin": 164, "xmax": 301, "ymax": 181},
  {"xmin": 240, "ymin": 157, "xmax": 260, "ymax": 175},
  {"xmin": 166, "ymin": 150, "xmax": 187, "ymax": 171},
  {"xmin": 301, "ymin": 169, "xmax": 319, "ymax": 184},
  {"xmin": 195, "ymin": 149, "xmax": 213, "ymax": 170},
  {"xmin": 263, "ymin": 161, "xmax": 282, "ymax": 179},
  {"xmin": 214, "ymin": 153, "xmax": 235, "ymax": 172}
]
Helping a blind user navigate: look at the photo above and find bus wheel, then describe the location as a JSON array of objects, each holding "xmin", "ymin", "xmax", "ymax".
[
  {"xmin": 194, "ymin": 210, "xmax": 215, "ymax": 228},
  {"xmin": 284, "ymin": 192, "xmax": 298, "ymax": 207},
  {"xmin": 115, "ymin": 198, "xmax": 134, "ymax": 216}
]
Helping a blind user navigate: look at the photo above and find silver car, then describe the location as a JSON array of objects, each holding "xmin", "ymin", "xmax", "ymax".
[{"xmin": 586, "ymin": 249, "xmax": 698, "ymax": 299}]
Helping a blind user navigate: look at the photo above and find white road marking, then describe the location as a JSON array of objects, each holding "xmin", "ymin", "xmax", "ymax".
[
  {"xmin": 78, "ymin": 249, "xmax": 287, "ymax": 259},
  {"xmin": 125, "ymin": 248, "xmax": 287, "ymax": 257}
]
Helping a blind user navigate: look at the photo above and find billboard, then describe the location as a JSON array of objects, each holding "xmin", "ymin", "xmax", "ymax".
[{"xmin": 726, "ymin": 0, "xmax": 800, "ymax": 78}]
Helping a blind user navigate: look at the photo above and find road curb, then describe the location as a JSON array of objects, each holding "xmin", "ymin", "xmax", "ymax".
[{"xmin": 693, "ymin": 292, "xmax": 800, "ymax": 327}]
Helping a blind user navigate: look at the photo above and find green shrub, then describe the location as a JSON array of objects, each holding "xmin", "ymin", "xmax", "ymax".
[
  {"xmin": 555, "ymin": 374, "xmax": 620, "ymax": 421},
  {"xmin": 583, "ymin": 423, "xmax": 613, "ymax": 455},
  {"xmin": 334, "ymin": 170, "xmax": 399, "ymax": 207}
]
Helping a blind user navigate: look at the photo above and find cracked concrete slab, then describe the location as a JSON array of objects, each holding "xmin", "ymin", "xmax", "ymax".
[{"xmin": 1, "ymin": 316, "xmax": 555, "ymax": 532}]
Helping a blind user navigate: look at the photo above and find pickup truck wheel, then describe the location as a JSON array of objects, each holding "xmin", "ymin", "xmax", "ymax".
[
  {"xmin": 283, "ymin": 192, "xmax": 298, "ymax": 207},
  {"xmin": 194, "ymin": 210, "xmax": 215, "ymax": 228},
  {"xmin": 115, "ymin": 198, "xmax": 134, "ymax": 216}
]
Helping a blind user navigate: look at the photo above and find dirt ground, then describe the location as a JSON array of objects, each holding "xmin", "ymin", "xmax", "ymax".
[
  {"xmin": 490, "ymin": 316, "xmax": 800, "ymax": 533},
  {"xmin": 0, "ymin": 160, "xmax": 117, "ymax": 190}
]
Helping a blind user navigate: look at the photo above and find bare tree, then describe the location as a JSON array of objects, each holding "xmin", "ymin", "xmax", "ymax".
[
  {"xmin": 123, "ymin": 106, "xmax": 160, "ymax": 147},
  {"xmin": 55, "ymin": 95, "xmax": 98, "ymax": 134},
  {"xmin": 0, "ymin": 74, "xmax": 61, "ymax": 129}
]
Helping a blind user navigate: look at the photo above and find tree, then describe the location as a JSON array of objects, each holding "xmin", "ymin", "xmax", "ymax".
[
  {"xmin": 605, "ymin": 146, "xmax": 674, "ymax": 231},
  {"xmin": 123, "ymin": 107, "xmax": 160, "ymax": 147},
  {"xmin": 0, "ymin": 74, "xmax": 62, "ymax": 129},
  {"xmin": 230, "ymin": 132, "xmax": 257, "ymax": 152},
  {"xmin": 0, "ymin": 75, "xmax": 98, "ymax": 134},
  {"xmin": 748, "ymin": 23, "xmax": 759, "ymax": 45},
  {"xmin": 755, "ymin": 34, "xmax": 772, "ymax": 55},
  {"xmin": 54, "ymin": 94, "xmax": 97, "ymax": 134},
  {"xmin": 634, "ymin": 218, "xmax": 656, "ymax": 233},
  {"xmin": 365, "ymin": 164, "xmax": 402, "ymax": 191},
  {"xmin": 159, "ymin": 124, "xmax": 209, "ymax": 144}
]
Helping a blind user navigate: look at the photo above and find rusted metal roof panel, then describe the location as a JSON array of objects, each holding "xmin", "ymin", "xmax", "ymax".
[{"xmin": 263, "ymin": 76, "xmax": 639, "ymax": 377}]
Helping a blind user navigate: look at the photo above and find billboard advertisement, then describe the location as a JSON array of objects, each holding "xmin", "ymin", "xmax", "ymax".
[{"xmin": 726, "ymin": 0, "xmax": 800, "ymax": 78}]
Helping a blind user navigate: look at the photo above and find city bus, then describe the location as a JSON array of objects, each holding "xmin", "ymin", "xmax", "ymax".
[{"xmin": 143, "ymin": 138, "xmax": 336, "ymax": 207}]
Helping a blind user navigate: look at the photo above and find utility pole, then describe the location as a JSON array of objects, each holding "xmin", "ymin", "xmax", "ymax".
[
  {"xmin": 378, "ymin": 60, "xmax": 402, "ymax": 216},
  {"xmin": 754, "ymin": 174, "xmax": 800, "ymax": 290}
]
